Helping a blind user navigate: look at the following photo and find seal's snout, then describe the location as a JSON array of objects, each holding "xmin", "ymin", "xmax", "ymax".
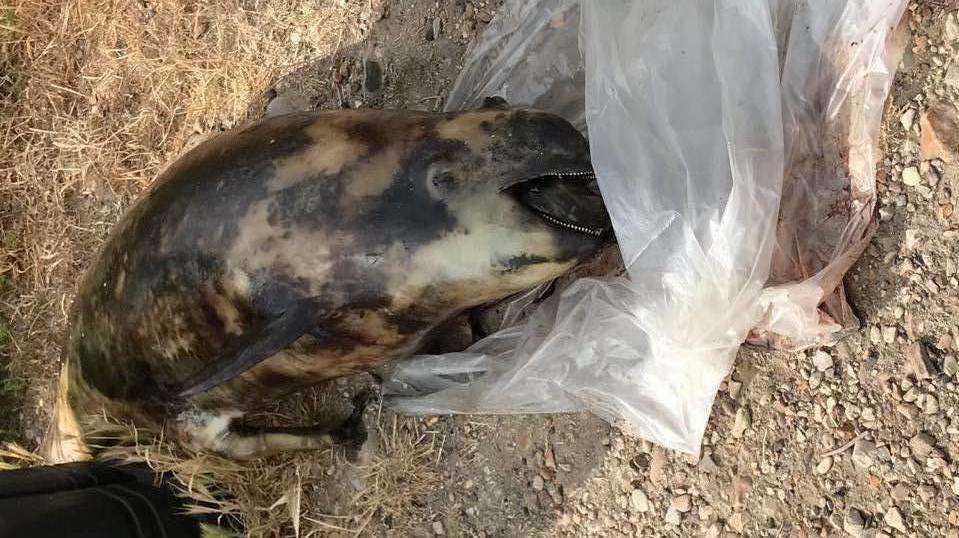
[
  {"xmin": 489, "ymin": 108, "xmax": 612, "ymax": 240},
  {"xmin": 507, "ymin": 171, "xmax": 612, "ymax": 239}
]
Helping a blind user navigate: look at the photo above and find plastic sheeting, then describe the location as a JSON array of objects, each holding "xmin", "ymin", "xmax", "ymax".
[
  {"xmin": 751, "ymin": 0, "xmax": 910, "ymax": 349},
  {"xmin": 382, "ymin": 0, "xmax": 908, "ymax": 454}
]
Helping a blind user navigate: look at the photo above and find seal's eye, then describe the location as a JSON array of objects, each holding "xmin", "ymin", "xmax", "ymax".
[
  {"xmin": 431, "ymin": 171, "xmax": 456, "ymax": 189},
  {"xmin": 425, "ymin": 164, "xmax": 459, "ymax": 199}
]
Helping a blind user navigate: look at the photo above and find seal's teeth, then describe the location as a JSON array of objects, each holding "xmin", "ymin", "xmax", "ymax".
[
  {"xmin": 542, "ymin": 170, "xmax": 596, "ymax": 179},
  {"xmin": 533, "ymin": 207, "xmax": 603, "ymax": 237}
]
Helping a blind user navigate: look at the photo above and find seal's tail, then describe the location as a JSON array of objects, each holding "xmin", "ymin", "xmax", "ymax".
[{"xmin": 38, "ymin": 361, "xmax": 92, "ymax": 464}]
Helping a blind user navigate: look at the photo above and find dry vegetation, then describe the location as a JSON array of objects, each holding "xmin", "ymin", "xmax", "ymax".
[
  {"xmin": 78, "ymin": 399, "xmax": 441, "ymax": 537},
  {"xmin": 0, "ymin": 1, "xmax": 450, "ymax": 536},
  {"xmin": 0, "ymin": 0, "xmax": 371, "ymax": 438},
  {"xmin": 351, "ymin": 413, "xmax": 441, "ymax": 529}
]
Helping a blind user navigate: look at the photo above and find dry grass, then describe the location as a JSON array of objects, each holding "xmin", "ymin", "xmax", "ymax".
[
  {"xmin": 77, "ymin": 395, "xmax": 442, "ymax": 537},
  {"xmin": 0, "ymin": 440, "xmax": 46, "ymax": 469},
  {"xmin": 0, "ymin": 0, "xmax": 371, "ymax": 439},
  {"xmin": 0, "ymin": 381, "xmax": 443, "ymax": 536},
  {"xmin": 89, "ymin": 413, "xmax": 326, "ymax": 537},
  {"xmin": 0, "ymin": 0, "xmax": 452, "ymax": 534},
  {"xmin": 351, "ymin": 413, "xmax": 441, "ymax": 533}
]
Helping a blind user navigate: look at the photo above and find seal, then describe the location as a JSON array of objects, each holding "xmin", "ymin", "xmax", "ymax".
[{"xmin": 44, "ymin": 98, "xmax": 612, "ymax": 461}]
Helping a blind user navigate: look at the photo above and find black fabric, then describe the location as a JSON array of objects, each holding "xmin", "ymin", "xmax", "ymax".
[{"xmin": 0, "ymin": 461, "xmax": 204, "ymax": 538}]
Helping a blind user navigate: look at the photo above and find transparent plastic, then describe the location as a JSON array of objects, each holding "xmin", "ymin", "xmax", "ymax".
[{"xmin": 382, "ymin": 0, "xmax": 908, "ymax": 454}]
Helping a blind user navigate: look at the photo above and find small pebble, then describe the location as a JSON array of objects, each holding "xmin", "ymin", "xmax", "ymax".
[
  {"xmin": 852, "ymin": 439, "xmax": 876, "ymax": 468},
  {"xmin": 664, "ymin": 506, "xmax": 682, "ymax": 525},
  {"xmin": 812, "ymin": 350, "xmax": 833, "ymax": 372},
  {"xmin": 902, "ymin": 166, "xmax": 921, "ymax": 187},
  {"xmin": 630, "ymin": 489, "xmax": 650, "ymax": 513},
  {"xmin": 732, "ymin": 407, "xmax": 751, "ymax": 438},
  {"xmin": 910, "ymin": 432, "xmax": 937, "ymax": 459},
  {"xmin": 884, "ymin": 506, "xmax": 907, "ymax": 533},
  {"xmin": 671, "ymin": 494, "xmax": 691, "ymax": 513},
  {"xmin": 815, "ymin": 456, "xmax": 833, "ymax": 475},
  {"xmin": 901, "ymin": 109, "xmax": 916, "ymax": 130},
  {"xmin": 699, "ymin": 453, "xmax": 720, "ymax": 474},
  {"xmin": 944, "ymin": 355, "xmax": 959, "ymax": 376},
  {"xmin": 728, "ymin": 513, "xmax": 745, "ymax": 533},
  {"xmin": 844, "ymin": 507, "xmax": 866, "ymax": 535},
  {"xmin": 905, "ymin": 229, "xmax": 920, "ymax": 250},
  {"xmin": 882, "ymin": 326, "xmax": 897, "ymax": 344},
  {"xmin": 432, "ymin": 521, "xmax": 445, "ymax": 535},
  {"xmin": 809, "ymin": 371, "xmax": 823, "ymax": 390},
  {"xmin": 700, "ymin": 505, "xmax": 715, "ymax": 521},
  {"xmin": 890, "ymin": 483, "xmax": 909, "ymax": 502}
]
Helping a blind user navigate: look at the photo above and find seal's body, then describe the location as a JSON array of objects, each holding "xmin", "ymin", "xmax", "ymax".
[{"xmin": 48, "ymin": 102, "xmax": 609, "ymax": 461}]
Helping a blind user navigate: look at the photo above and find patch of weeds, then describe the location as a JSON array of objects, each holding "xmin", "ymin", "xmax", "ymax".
[
  {"xmin": 0, "ymin": 321, "xmax": 22, "ymax": 442},
  {"xmin": 0, "ymin": 3, "xmax": 26, "ymax": 113},
  {"xmin": 2, "ymin": 230, "xmax": 15, "ymax": 253}
]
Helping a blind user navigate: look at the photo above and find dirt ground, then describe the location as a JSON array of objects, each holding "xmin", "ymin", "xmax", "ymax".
[{"xmin": 3, "ymin": 0, "xmax": 959, "ymax": 536}]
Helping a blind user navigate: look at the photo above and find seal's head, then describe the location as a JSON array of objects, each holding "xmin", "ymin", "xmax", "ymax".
[
  {"xmin": 371, "ymin": 99, "xmax": 614, "ymax": 313},
  {"xmin": 411, "ymin": 98, "xmax": 611, "ymax": 298}
]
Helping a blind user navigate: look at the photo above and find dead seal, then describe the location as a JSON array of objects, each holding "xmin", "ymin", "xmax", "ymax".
[{"xmin": 45, "ymin": 98, "xmax": 611, "ymax": 461}]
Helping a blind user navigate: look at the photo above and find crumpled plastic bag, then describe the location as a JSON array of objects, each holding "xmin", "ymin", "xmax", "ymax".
[
  {"xmin": 382, "ymin": 0, "xmax": 908, "ymax": 454},
  {"xmin": 750, "ymin": 0, "xmax": 909, "ymax": 349}
]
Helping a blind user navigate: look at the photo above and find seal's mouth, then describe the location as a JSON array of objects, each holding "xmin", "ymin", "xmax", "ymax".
[{"xmin": 507, "ymin": 170, "xmax": 612, "ymax": 238}]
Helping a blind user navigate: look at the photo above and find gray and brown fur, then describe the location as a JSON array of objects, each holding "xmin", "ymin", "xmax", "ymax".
[{"xmin": 44, "ymin": 103, "xmax": 605, "ymax": 461}]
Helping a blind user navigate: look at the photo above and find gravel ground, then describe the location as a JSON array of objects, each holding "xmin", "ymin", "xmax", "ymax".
[{"xmin": 327, "ymin": 2, "xmax": 959, "ymax": 536}]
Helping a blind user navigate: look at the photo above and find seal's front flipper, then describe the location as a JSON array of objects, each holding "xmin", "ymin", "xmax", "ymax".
[
  {"xmin": 467, "ymin": 308, "xmax": 490, "ymax": 341},
  {"xmin": 331, "ymin": 389, "xmax": 371, "ymax": 450},
  {"xmin": 176, "ymin": 300, "xmax": 319, "ymax": 399},
  {"xmin": 180, "ymin": 391, "xmax": 372, "ymax": 460},
  {"xmin": 482, "ymin": 96, "xmax": 509, "ymax": 110}
]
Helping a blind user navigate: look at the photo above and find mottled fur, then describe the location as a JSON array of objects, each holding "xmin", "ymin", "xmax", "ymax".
[{"xmin": 44, "ymin": 105, "xmax": 604, "ymax": 461}]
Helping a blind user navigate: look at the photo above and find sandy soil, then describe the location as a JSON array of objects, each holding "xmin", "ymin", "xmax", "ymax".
[{"xmin": 3, "ymin": 0, "xmax": 959, "ymax": 536}]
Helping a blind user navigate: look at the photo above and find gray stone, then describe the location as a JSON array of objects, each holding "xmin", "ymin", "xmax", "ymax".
[
  {"xmin": 909, "ymin": 432, "xmax": 937, "ymax": 459},
  {"xmin": 732, "ymin": 407, "xmax": 751, "ymax": 438},
  {"xmin": 699, "ymin": 453, "xmax": 720, "ymax": 474},
  {"xmin": 852, "ymin": 439, "xmax": 877, "ymax": 468},
  {"xmin": 844, "ymin": 507, "xmax": 866, "ymax": 536}
]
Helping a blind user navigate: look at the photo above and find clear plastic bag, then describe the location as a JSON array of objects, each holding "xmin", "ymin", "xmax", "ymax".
[
  {"xmin": 382, "ymin": 0, "xmax": 907, "ymax": 454},
  {"xmin": 750, "ymin": 0, "xmax": 909, "ymax": 349}
]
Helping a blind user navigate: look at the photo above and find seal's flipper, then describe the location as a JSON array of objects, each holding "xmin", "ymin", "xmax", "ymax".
[
  {"xmin": 176, "ymin": 301, "xmax": 319, "ymax": 399},
  {"xmin": 181, "ymin": 391, "xmax": 372, "ymax": 460},
  {"xmin": 331, "ymin": 389, "xmax": 372, "ymax": 450},
  {"xmin": 482, "ymin": 96, "xmax": 509, "ymax": 110}
]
